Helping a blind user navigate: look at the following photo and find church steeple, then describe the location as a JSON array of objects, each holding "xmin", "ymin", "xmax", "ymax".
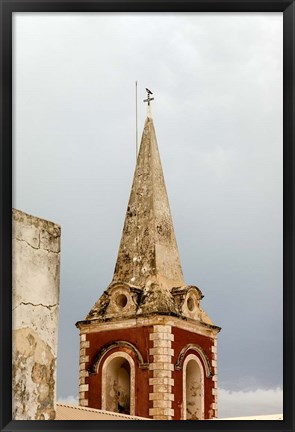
[
  {"xmin": 85, "ymin": 112, "xmax": 188, "ymax": 319},
  {"xmin": 85, "ymin": 101, "xmax": 215, "ymax": 321},
  {"xmin": 112, "ymin": 115, "xmax": 184, "ymax": 290},
  {"xmin": 76, "ymin": 96, "xmax": 220, "ymax": 420}
]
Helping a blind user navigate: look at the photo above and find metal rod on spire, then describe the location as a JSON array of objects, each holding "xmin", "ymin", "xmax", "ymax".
[
  {"xmin": 134, "ymin": 81, "xmax": 139, "ymax": 282},
  {"xmin": 136, "ymin": 81, "xmax": 138, "ymax": 159}
]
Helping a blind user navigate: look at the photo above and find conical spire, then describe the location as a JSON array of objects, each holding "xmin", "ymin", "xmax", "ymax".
[
  {"xmin": 84, "ymin": 111, "xmax": 216, "ymax": 325},
  {"xmin": 112, "ymin": 116, "xmax": 184, "ymax": 290}
]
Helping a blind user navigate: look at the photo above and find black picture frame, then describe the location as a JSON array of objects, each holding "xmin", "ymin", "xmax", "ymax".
[{"xmin": 0, "ymin": 1, "xmax": 294, "ymax": 432}]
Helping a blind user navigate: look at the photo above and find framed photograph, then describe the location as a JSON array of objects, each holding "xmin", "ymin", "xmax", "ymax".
[{"xmin": 1, "ymin": 1, "xmax": 294, "ymax": 432}]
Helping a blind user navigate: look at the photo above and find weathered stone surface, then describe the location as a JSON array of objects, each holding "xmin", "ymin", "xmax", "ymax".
[
  {"xmin": 149, "ymin": 363, "xmax": 174, "ymax": 371},
  {"xmin": 81, "ymin": 117, "xmax": 216, "ymax": 329},
  {"xmin": 149, "ymin": 392, "xmax": 174, "ymax": 401},
  {"xmin": 149, "ymin": 407, "xmax": 174, "ymax": 416},
  {"xmin": 75, "ymin": 113, "xmax": 221, "ymax": 420},
  {"xmin": 113, "ymin": 117, "xmax": 184, "ymax": 289},
  {"xmin": 149, "ymin": 377, "xmax": 174, "ymax": 386},
  {"xmin": 12, "ymin": 328, "xmax": 56, "ymax": 420},
  {"xmin": 12, "ymin": 210, "xmax": 60, "ymax": 345},
  {"xmin": 12, "ymin": 209, "xmax": 60, "ymax": 253},
  {"xmin": 149, "ymin": 347, "xmax": 174, "ymax": 356},
  {"xmin": 12, "ymin": 209, "xmax": 60, "ymax": 420},
  {"xmin": 79, "ymin": 384, "xmax": 89, "ymax": 392},
  {"xmin": 152, "ymin": 399, "xmax": 172, "ymax": 408},
  {"xmin": 152, "ymin": 339, "xmax": 172, "ymax": 348},
  {"xmin": 79, "ymin": 362, "xmax": 86, "ymax": 371},
  {"xmin": 152, "ymin": 369, "xmax": 172, "ymax": 378},
  {"xmin": 149, "ymin": 332, "xmax": 174, "ymax": 341},
  {"xmin": 153, "ymin": 415, "xmax": 173, "ymax": 420}
]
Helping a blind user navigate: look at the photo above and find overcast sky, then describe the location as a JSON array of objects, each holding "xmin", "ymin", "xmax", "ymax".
[{"xmin": 13, "ymin": 12, "xmax": 283, "ymax": 418}]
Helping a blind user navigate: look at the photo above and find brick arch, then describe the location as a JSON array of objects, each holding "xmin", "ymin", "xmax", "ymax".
[
  {"xmin": 88, "ymin": 341, "xmax": 148, "ymax": 375},
  {"xmin": 175, "ymin": 343, "xmax": 212, "ymax": 377},
  {"xmin": 182, "ymin": 353, "xmax": 205, "ymax": 420},
  {"xmin": 101, "ymin": 351, "xmax": 136, "ymax": 415}
]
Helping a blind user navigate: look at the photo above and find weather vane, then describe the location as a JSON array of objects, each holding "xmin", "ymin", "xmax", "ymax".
[{"xmin": 144, "ymin": 88, "xmax": 154, "ymax": 106}]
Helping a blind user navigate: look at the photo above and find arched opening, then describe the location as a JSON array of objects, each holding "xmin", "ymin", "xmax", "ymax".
[
  {"xmin": 183, "ymin": 354, "xmax": 204, "ymax": 420},
  {"xmin": 102, "ymin": 352, "xmax": 135, "ymax": 415}
]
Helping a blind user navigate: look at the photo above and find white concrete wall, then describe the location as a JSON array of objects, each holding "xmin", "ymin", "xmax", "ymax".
[{"xmin": 12, "ymin": 209, "xmax": 60, "ymax": 420}]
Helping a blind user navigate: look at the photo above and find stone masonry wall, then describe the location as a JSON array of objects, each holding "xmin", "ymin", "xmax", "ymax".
[
  {"xmin": 149, "ymin": 325, "xmax": 174, "ymax": 420},
  {"xmin": 12, "ymin": 209, "xmax": 60, "ymax": 420},
  {"xmin": 211, "ymin": 338, "xmax": 218, "ymax": 418}
]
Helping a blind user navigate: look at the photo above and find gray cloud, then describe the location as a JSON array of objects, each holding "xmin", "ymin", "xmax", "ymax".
[
  {"xmin": 218, "ymin": 387, "xmax": 283, "ymax": 418},
  {"xmin": 57, "ymin": 387, "xmax": 283, "ymax": 419},
  {"xmin": 13, "ymin": 12, "xmax": 283, "ymax": 414}
]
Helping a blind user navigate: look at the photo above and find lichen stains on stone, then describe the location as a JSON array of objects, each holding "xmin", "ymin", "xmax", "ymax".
[
  {"xmin": 77, "ymin": 117, "xmax": 217, "ymax": 330},
  {"xmin": 12, "ymin": 328, "xmax": 56, "ymax": 420},
  {"xmin": 12, "ymin": 208, "xmax": 61, "ymax": 253},
  {"xmin": 32, "ymin": 363, "xmax": 48, "ymax": 383},
  {"xmin": 112, "ymin": 117, "xmax": 184, "ymax": 290},
  {"xmin": 86, "ymin": 291, "xmax": 110, "ymax": 319}
]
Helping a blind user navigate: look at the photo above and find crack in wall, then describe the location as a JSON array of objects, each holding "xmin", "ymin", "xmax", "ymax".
[
  {"xmin": 12, "ymin": 209, "xmax": 60, "ymax": 420},
  {"xmin": 41, "ymin": 248, "xmax": 60, "ymax": 255},
  {"xmin": 12, "ymin": 302, "xmax": 58, "ymax": 312},
  {"xmin": 14, "ymin": 236, "xmax": 60, "ymax": 254},
  {"xmin": 14, "ymin": 237, "xmax": 40, "ymax": 250}
]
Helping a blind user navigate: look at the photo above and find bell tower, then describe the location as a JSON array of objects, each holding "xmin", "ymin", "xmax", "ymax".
[{"xmin": 76, "ymin": 92, "xmax": 220, "ymax": 420}]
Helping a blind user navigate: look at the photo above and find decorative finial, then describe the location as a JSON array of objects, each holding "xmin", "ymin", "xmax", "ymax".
[{"xmin": 144, "ymin": 88, "xmax": 154, "ymax": 118}]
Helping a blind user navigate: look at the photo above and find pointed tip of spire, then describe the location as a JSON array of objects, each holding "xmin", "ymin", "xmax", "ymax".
[
  {"xmin": 112, "ymin": 111, "xmax": 184, "ymax": 290},
  {"xmin": 147, "ymin": 105, "xmax": 152, "ymax": 119}
]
